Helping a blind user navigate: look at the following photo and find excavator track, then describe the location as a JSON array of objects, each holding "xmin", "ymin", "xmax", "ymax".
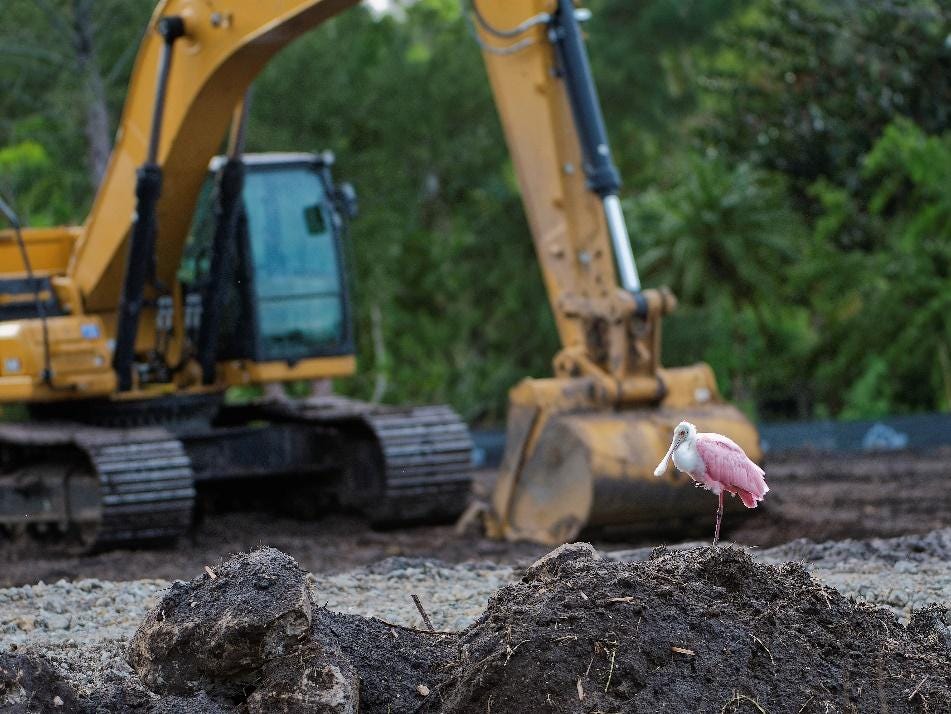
[
  {"xmin": 78, "ymin": 430, "xmax": 195, "ymax": 546},
  {"xmin": 265, "ymin": 398, "xmax": 474, "ymax": 524},
  {"xmin": 0, "ymin": 423, "xmax": 195, "ymax": 551},
  {"xmin": 0, "ymin": 397, "xmax": 471, "ymax": 550}
]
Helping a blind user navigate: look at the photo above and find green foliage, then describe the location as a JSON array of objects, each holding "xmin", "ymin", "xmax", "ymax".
[
  {"xmin": 685, "ymin": 0, "xmax": 951, "ymax": 419},
  {"xmin": 2, "ymin": 0, "xmax": 947, "ymax": 423},
  {"xmin": 630, "ymin": 154, "xmax": 801, "ymax": 308},
  {"xmin": 627, "ymin": 153, "xmax": 811, "ymax": 418},
  {"xmin": 702, "ymin": 0, "xmax": 950, "ymax": 200},
  {"xmin": 804, "ymin": 119, "xmax": 951, "ymax": 415}
]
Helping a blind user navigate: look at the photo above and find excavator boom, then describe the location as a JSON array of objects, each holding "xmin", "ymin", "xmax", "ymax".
[{"xmin": 473, "ymin": 0, "xmax": 761, "ymax": 542}]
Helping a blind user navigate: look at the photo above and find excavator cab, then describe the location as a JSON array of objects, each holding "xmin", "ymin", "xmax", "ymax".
[{"xmin": 180, "ymin": 153, "xmax": 355, "ymax": 366}]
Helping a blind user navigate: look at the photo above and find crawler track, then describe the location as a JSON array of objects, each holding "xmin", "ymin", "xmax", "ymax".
[
  {"xmin": 78, "ymin": 430, "xmax": 195, "ymax": 546},
  {"xmin": 0, "ymin": 423, "xmax": 195, "ymax": 550},
  {"xmin": 0, "ymin": 396, "xmax": 473, "ymax": 551},
  {"xmin": 268, "ymin": 398, "xmax": 474, "ymax": 524}
]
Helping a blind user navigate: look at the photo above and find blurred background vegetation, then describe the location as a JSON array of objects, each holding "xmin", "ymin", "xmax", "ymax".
[{"xmin": 1, "ymin": 0, "xmax": 948, "ymax": 424}]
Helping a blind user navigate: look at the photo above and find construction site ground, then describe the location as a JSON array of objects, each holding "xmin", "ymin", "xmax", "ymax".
[
  {"xmin": 2, "ymin": 449, "xmax": 948, "ymax": 587},
  {"xmin": 2, "ymin": 449, "xmax": 950, "ymax": 711}
]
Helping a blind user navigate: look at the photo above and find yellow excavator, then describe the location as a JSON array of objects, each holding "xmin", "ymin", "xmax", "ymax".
[{"xmin": 0, "ymin": 0, "xmax": 759, "ymax": 550}]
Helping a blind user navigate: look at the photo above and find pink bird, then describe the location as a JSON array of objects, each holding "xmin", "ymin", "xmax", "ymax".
[{"xmin": 653, "ymin": 421, "xmax": 768, "ymax": 545}]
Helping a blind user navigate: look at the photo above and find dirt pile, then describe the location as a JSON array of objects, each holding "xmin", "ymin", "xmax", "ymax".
[
  {"xmin": 0, "ymin": 548, "xmax": 454, "ymax": 713},
  {"xmin": 2, "ymin": 544, "xmax": 950, "ymax": 713},
  {"xmin": 431, "ymin": 543, "xmax": 951, "ymax": 713}
]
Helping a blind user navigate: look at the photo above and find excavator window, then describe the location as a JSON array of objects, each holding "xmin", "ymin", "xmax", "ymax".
[
  {"xmin": 181, "ymin": 156, "xmax": 353, "ymax": 365},
  {"xmin": 243, "ymin": 164, "xmax": 348, "ymax": 361}
]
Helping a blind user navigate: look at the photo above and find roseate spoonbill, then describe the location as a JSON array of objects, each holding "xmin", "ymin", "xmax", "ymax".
[{"xmin": 653, "ymin": 421, "xmax": 768, "ymax": 545}]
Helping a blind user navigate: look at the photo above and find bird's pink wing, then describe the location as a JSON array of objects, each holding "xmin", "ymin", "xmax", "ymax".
[{"xmin": 695, "ymin": 434, "xmax": 768, "ymax": 506}]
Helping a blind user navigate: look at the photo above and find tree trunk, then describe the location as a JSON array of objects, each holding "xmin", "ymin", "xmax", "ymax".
[{"xmin": 71, "ymin": 0, "xmax": 111, "ymax": 186}]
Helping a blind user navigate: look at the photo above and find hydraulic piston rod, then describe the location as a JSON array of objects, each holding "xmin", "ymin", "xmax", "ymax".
[{"xmin": 549, "ymin": 0, "xmax": 641, "ymax": 293}]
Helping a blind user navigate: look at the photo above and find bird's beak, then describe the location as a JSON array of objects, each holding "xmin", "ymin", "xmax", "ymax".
[{"xmin": 654, "ymin": 439, "xmax": 676, "ymax": 477}]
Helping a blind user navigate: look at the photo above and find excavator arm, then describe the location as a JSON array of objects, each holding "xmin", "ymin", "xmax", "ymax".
[
  {"xmin": 72, "ymin": 0, "xmax": 359, "ymax": 314},
  {"xmin": 472, "ymin": 0, "xmax": 761, "ymax": 542}
]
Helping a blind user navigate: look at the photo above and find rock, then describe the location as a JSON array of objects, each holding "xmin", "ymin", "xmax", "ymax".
[
  {"xmin": 127, "ymin": 548, "xmax": 363, "ymax": 712},
  {"xmin": 246, "ymin": 656, "xmax": 358, "ymax": 714},
  {"xmin": 42, "ymin": 614, "xmax": 70, "ymax": 632},
  {"xmin": 128, "ymin": 548, "xmax": 317, "ymax": 700},
  {"xmin": 14, "ymin": 616, "xmax": 36, "ymax": 633}
]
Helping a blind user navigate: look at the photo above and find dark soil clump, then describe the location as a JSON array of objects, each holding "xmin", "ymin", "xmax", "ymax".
[
  {"xmin": 432, "ymin": 543, "xmax": 951, "ymax": 713},
  {"xmin": 318, "ymin": 611, "xmax": 456, "ymax": 713},
  {"xmin": 0, "ymin": 651, "xmax": 83, "ymax": 713}
]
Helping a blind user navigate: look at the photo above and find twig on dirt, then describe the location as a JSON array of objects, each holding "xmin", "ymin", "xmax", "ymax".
[
  {"xmin": 411, "ymin": 593, "xmax": 435, "ymax": 632},
  {"xmin": 604, "ymin": 646, "xmax": 617, "ymax": 693},
  {"xmin": 585, "ymin": 653, "xmax": 595, "ymax": 677},
  {"xmin": 796, "ymin": 695, "xmax": 813, "ymax": 713},
  {"xmin": 577, "ymin": 677, "xmax": 585, "ymax": 701},
  {"xmin": 554, "ymin": 634, "xmax": 578, "ymax": 643},
  {"xmin": 606, "ymin": 596, "xmax": 636, "ymax": 604},
  {"xmin": 720, "ymin": 692, "xmax": 767, "ymax": 714},
  {"xmin": 370, "ymin": 616, "xmax": 455, "ymax": 636},
  {"xmin": 204, "ymin": 565, "xmax": 217, "ymax": 579},
  {"xmin": 503, "ymin": 639, "xmax": 530, "ymax": 666},
  {"xmin": 750, "ymin": 634, "xmax": 774, "ymax": 667},
  {"xmin": 671, "ymin": 646, "xmax": 695, "ymax": 656},
  {"xmin": 908, "ymin": 675, "xmax": 929, "ymax": 701}
]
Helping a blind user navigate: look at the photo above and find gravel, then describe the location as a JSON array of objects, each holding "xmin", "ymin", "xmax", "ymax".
[
  {"xmin": 3, "ymin": 530, "xmax": 951, "ymax": 700},
  {"xmin": 759, "ymin": 528, "xmax": 951, "ymax": 621},
  {"xmin": 0, "ymin": 559, "xmax": 514, "ymax": 654}
]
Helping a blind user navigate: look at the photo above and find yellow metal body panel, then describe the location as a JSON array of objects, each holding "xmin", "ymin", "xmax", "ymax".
[
  {"xmin": 0, "ymin": 316, "xmax": 115, "ymax": 401},
  {"xmin": 0, "ymin": 227, "xmax": 80, "ymax": 275},
  {"xmin": 0, "ymin": 0, "xmax": 362, "ymax": 399},
  {"xmin": 220, "ymin": 355, "xmax": 356, "ymax": 385}
]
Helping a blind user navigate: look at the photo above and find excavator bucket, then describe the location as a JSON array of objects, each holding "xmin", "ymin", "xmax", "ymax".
[{"xmin": 485, "ymin": 364, "xmax": 762, "ymax": 544}]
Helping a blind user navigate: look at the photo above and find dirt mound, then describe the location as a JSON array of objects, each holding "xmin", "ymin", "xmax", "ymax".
[
  {"xmin": 3, "ymin": 544, "xmax": 950, "ymax": 713},
  {"xmin": 127, "ymin": 547, "xmax": 453, "ymax": 713},
  {"xmin": 432, "ymin": 543, "xmax": 951, "ymax": 713}
]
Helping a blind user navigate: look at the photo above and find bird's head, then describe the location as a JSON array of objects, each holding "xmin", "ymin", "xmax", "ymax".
[
  {"xmin": 672, "ymin": 421, "xmax": 697, "ymax": 447},
  {"xmin": 653, "ymin": 421, "xmax": 697, "ymax": 477}
]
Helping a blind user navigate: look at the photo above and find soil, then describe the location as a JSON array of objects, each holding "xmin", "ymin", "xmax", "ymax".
[
  {"xmin": 4, "ymin": 544, "xmax": 950, "ymax": 713},
  {"xmin": 317, "ymin": 610, "xmax": 456, "ymax": 713},
  {"xmin": 728, "ymin": 449, "xmax": 951, "ymax": 546},
  {"xmin": 3, "ymin": 449, "xmax": 949, "ymax": 588},
  {"xmin": 430, "ymin": 544, "xmax": 951, "ymax": 714}
]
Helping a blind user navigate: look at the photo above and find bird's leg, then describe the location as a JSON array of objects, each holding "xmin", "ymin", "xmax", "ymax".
[{"xmin": 713, "ymin": 491, "xmax": 724, "ymax": 547}]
